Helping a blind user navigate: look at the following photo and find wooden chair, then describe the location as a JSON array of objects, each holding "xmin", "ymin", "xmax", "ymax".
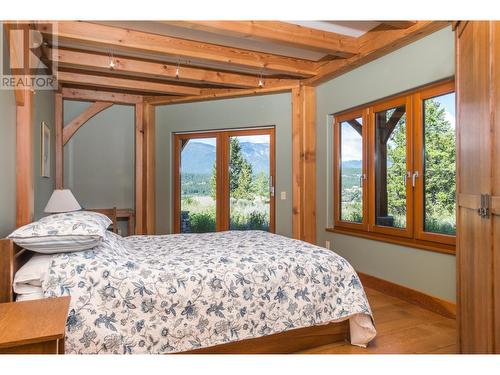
[{"xmin": 85, "ymin": 207, "xmax": 118, "ymax": 234}]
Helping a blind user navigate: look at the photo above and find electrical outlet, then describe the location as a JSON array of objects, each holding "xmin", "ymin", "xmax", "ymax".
[
  {"xmin": 280, "ymin": 191, "xmax": 287, "ymax": 200},
  {"xmin": 325, "ymin": 240, "xmax": 331, "ymax": 250}
]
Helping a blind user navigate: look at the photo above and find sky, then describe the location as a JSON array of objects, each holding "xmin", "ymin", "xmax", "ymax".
[
  {"xmin": 340, "ymin": 92, "xmax": 456, "ymax": 161},
  {"xmin": 189, "ymin": 134, "xmax": 270, "ymax": 146}
]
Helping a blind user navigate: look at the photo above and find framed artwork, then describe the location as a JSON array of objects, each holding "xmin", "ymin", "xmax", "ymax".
[{"xmin": 41, "ymin": 121, "xmax": 50, "ymax": 178}]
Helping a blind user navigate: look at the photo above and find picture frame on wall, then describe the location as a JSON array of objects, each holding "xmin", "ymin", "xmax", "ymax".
[{"xmin": 41, "ymin": 121, "xmax": 50, "ymax": 178}]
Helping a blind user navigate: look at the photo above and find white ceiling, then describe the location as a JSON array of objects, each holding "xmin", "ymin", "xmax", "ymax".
[
  {"xmin": 285, "ymin": 21, "xmax": 381, "ymax": 37},
  {"xmin": 95, "ymin": 21, "xmax": 380, "ymax": 62}
]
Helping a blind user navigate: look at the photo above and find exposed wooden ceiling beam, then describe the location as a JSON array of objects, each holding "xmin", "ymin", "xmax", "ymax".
[
  {"xmin": 378, "ymin": 21, "xmax": 417, "ymax": 29},
  {"xmin": 146, "ymin": 83, "xmax": 297, "ymax": 106},
  {"xmin": 57, "ymin": 71, "xmax": 202, "ymax": 96},
  {"xmin": 39, "ymin": 22, "xmax": 318, "ymax": 77},
  {"xmin": 61, "ymin": 87, "xmax": 143, "ymax": 104},
  {"xmin": 305, "ymin": 21, "xmax": 449, "ymax": 86},
  {"xmin": 165, "ymin": 21, "xmax": 359, "ymax": 58},
  {"xmin": 48, "ymin": 47, "xmax": 294, "ymax": 89}
]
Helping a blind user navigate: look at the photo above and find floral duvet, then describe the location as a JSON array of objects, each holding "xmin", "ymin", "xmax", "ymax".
[{"xmin": 43, "ymin": 231, "xmax": 376, "ymax": 354}]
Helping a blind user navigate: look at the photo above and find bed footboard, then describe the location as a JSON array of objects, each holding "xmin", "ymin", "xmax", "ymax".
[{"xmin": 181, "ymin": 320, "xmax": 349, "ymax": 354}]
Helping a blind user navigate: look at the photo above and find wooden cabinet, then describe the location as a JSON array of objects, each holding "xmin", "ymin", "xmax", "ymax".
[
  {"xmin": 456, "ymin": 21, "xmax": 500, "ymax": 353},
  {"xmin": 0, "ymin": 297, "xmax": 70, "ymax": 354}
]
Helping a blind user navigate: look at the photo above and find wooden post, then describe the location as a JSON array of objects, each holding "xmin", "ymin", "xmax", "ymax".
[
  {"xmin": 291, "ymin": 85, "xmax": 316, "ymax": 244},
  {"xmin": 143, "ymin": 103, "xmax": 156, "ymax": 234},
  {"xmin": 375, "ymin": 112, "xmax": 388, "ymax": 219},
  {"xmin": 135, "ymin": 102, "xmax": 145, "ymax": 234},
  {"xmin": 15, "ymin": 88, "xmax": 34, "ymax": 227}
]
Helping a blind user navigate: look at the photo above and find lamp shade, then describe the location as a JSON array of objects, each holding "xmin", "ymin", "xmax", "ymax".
[{"xmin": 44, "ymin": 189, "xmax": 82, "ymax": 213}]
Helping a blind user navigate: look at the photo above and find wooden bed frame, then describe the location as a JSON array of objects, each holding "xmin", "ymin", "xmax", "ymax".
[{"xmin": 0, "ymin": 238, "xmax": 350, "ymax": 354}]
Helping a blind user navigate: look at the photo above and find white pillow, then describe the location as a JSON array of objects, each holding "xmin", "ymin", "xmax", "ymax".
[
  {"xmin": 16, "ymin": 290, "xmax": 45, "ymax": 301},
  {"xmin": 8, "ymin": 211, "xmax": 112, "ymax": 253},
  {"xmin": 13, "ymin": 254, "xmax": 52, "ymax": 291}
]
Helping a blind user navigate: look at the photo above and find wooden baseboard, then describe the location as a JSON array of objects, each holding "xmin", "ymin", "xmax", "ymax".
[{"xmin": 358, "ymin": 272, "xmax": 456, "ymax": 319}]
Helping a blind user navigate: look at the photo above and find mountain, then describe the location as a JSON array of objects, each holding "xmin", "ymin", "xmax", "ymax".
[
  {"xmin": 180, "ymin": 142, "xmax": 216, "ymax": 174},
  {"xmin": 341, "ymin": 160, "xmax": 362, "ymax": 169},
  {"xmin": 239, "ymin": 142, "xmax": 269, "ymax": 174},
  {"xmin": 181, "ymin": 141, "xmax": 270, "ymax": 175}
]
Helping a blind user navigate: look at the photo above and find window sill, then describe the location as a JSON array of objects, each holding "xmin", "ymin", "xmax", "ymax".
[{"xmin": 325, "ymin": 227, "xmax": 456, "ymax": 255}]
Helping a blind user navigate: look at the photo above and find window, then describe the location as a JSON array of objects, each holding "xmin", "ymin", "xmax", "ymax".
[
  {"xmin": 173, "ymin": 128, "xmax": 275, "ymax": 234},
  {"xmin": 332, "ymin": 81, "xmax": 456, "ymax": 253},
  {"xmin": 333, "ymin": 111, "xmax": 367, "ymax": 231}
]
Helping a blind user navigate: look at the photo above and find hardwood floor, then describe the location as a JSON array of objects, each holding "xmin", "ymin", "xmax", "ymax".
[{"xmin": 299, "ymin": 287, "xmax": 457, "ymax": 354}]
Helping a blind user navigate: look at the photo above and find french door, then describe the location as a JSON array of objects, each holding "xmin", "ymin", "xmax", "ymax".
[{"xmin": 173, "ymin": 128, "xmax": 275, "ymax": 233}]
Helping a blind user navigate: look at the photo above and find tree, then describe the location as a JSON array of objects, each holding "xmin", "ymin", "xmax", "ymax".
[
  {"xmin": 209, "ymin": 137, "xmax": 255, "ymax": 200},
  {"xmin": 386, "ymin": 113, "xmax": 408, "ymax": 221},
  {"xmin": 386, "ymin": 99, "xmax": 455, "ymax": 230},
  {"xmin": 253, "ymin": 172, "xmax": 269, "ymax": 197},
  {"xmin": 209, "ymin": 162, "xmax": 217, "ymax": 200},
  {"xmin": 234, "ymin": 161, "xmax": 253, "ymax": 199}
]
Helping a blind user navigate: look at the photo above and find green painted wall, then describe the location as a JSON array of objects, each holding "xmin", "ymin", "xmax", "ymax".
[
  {"xmin": 0, "ymin": 87, "xmax": 16, "ymax": 237},
  {"xmin": 33, "ymin": 90, "xmax": 55, "ymax": 220},
  {"xmin": 155, "ymin": 93, "xmax": 292, "ymax": 236},
  {"xmin": 316, "ymin": 26, "xmax": 456, "ymax": 301},
  {"xmin": 0, "ymin": 22, "xmax": 54, "ymax": 233},
  {"xmin": 0, "ymin": 22, "xmax": 17, "ymax": 237},
  {"xmin": 63, "ymin": 101, "xmax": 135, "ymax": 212}
]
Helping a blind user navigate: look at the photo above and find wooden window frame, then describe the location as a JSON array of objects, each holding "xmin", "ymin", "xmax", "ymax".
[
  {"xmin": 413, "ymin": 80, "xmax": 456, "ymax": 246},
  {"xmin": 330, "ymin": 79, "xmax": 456, "ymax": 254},
  {"xmin": 173, "ymin": 127, "xmax": 276, "ymax": 234},
  {"xmin": 369, "ymin": 94, "xmax": 414, "ymax": 239},
  {"xmin": 333, "ymin": 109, "xmax": 369, "ymax": 231}
]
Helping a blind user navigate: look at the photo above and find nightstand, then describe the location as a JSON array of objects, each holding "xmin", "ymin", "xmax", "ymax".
[{"xmin": 0, "ymin": 296, "xmax": 70, "ymax": 354}]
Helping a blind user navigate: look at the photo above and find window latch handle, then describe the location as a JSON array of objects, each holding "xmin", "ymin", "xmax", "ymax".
[
  {"xmin": 359, "ymin": 174, "xmax": 366, "ymax": 187},
  {"xmin": 404, "ymin": 171, "xmax": 411, "ymax": 187},
  {"xmin": 412, "ymin": 171, "xmax": 419, "ymax": 187}
]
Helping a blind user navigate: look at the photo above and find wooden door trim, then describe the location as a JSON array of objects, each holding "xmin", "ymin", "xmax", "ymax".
[
  {"xmin": 223, "ymin": 127, "xmax": 276, "ymax": 233},
  {"xmin": 172, "ymin": 128, "xmax": 276, "ymax": 234}
]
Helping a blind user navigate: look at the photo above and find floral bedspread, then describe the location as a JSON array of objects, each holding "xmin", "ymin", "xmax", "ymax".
[{"xmin": 43, "ymin": 231, "xmax": 375, "ymax": 354}]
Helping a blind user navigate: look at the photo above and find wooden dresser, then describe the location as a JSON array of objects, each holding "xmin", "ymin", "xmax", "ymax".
[{"xmin": 0, "ymin": 297, "xmax": 70, "ymax": 354}]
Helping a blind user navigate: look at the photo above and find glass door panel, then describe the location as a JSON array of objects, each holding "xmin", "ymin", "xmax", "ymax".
[
  {"xmin": 228, "ymin": 133, "xmax": 272, "ymax": 231},
  {"xmin": 179, "ymin": 137, "xmax": 217, "ymax": 233}
]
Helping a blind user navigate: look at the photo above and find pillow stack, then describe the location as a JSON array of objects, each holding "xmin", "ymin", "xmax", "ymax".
[{"xmin": 8, "ymin": 211, "xmax": 112, "ymax": 254}]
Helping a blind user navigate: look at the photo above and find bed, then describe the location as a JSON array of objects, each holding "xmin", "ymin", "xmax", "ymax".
[{"xmin": 1, "ymin": 228, "xmax": 376, "ymax": 354}]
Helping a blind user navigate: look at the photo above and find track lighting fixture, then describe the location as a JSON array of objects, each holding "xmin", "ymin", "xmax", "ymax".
[{"xmin": 258, "ymin": 72, "xmax": 264, "ymax": 88}]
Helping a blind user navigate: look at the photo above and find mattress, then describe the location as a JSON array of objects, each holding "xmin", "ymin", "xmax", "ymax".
[{"xmin": 34, "ymin": 230, "xmax": 376, "ymax": 353}]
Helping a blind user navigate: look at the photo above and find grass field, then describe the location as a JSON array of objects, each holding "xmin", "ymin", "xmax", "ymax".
[{"xmin": 181, "ymin": 195, "xmax": 270, "ymax": 232}]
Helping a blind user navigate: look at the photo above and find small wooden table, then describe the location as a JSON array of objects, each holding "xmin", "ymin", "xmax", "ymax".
[{"xmin": 0, "ymin": 297, "xmax": 70, "ymax": 354}]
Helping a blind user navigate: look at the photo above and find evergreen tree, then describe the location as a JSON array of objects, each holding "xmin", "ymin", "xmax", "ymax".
[
  {"xmin": 235, "ymin": 161, "xmax": 253, "ymax": 199},
  {"xmin": 209, "ymin": 162, "xmax": 217, "ymax": 199},
  {"xmin": 253, "ymin": 172, "xmax": 270, "ymax": 197},
  {"xmin": 209, "ymin": 137, "xmax": 255, "ymax": 200},
  {"xmin": 386, "ymin": 99, "xmax": 455, "ymax": 230}
]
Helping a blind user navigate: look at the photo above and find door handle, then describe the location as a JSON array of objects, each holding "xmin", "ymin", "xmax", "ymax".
[{"xmin": 269, "ymin": 175, "xmax": 275, "ymax": 197}]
